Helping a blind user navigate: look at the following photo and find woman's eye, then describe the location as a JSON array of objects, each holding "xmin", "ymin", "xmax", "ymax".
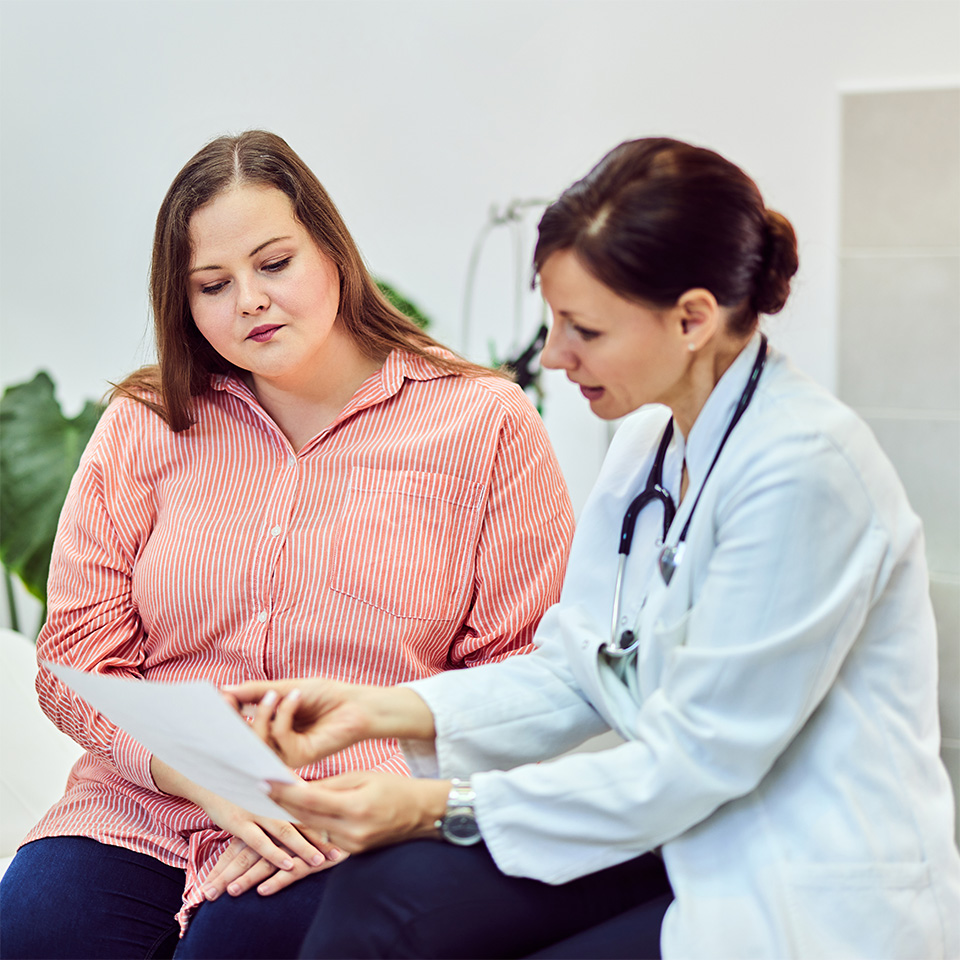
[
  {"xmin": 574, "ymin": 325, "xmax": 599, "ymax": 341},
  {"xmin": 263, "ymin": 257, "xmax": 292, "ymax": 273},
  {"xmin": 200, "ymin": 281, "xmax": 228, "ymax": 295}
]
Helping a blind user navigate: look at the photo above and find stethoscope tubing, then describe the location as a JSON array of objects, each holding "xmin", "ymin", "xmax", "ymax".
[{"xmin": 606, "ymin": 335, "xmax": 768, "ymax": 658}]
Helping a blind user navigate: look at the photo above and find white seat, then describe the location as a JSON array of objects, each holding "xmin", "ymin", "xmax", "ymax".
[{"xmin": 0, "ymin": 628, "xmax": 84, "ymax": 878}]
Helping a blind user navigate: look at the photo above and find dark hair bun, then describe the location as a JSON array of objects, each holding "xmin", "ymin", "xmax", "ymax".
[{"xmin": 752, "ymin": 210, "xmax": 799, "ymax": 316}]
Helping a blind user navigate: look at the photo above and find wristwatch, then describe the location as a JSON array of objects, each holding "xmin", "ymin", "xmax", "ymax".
[{"xmin": 436, "ymin": 778, "xmax": 482, "ymax": 846}]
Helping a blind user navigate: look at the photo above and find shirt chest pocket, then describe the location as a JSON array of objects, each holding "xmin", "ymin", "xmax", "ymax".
[{"xmin": 329, "ymin": 467, "xmax": 484, "ymax": 620}]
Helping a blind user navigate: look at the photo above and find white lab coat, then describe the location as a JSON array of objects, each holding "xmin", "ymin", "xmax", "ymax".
[{"xmin": 405, "ymin": 336, "xmax": 960, "ymax": 959}]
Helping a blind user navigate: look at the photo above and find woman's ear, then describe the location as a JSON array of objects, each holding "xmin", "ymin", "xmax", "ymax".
[{"xmin": 675, "ymin": 288, "xmax": 720, "ymax": 351}]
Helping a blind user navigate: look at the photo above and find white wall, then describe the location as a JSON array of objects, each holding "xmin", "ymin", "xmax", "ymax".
[{"xmin": 1, "ymin": 0, "xmax": 958, "ymax": 564}]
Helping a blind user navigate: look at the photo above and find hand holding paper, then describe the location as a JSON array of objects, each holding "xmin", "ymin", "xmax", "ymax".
[{"xmin": 44, "ymin": 662, "xmax": 295, "ymax": 819}]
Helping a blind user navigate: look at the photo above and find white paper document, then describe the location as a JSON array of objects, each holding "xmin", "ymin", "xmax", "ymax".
[{"xmin": 44, "ymin": 662, "xmax": 295, "ymax": 819}]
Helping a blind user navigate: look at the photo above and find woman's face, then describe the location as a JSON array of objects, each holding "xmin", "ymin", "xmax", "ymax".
[
  {"xmin": 539, "ymin": 249, "xmax": 688, "ymax": 420},
  {"xmin": 186, "ymin": 184, "xmax": 348, "ymax": 393}
]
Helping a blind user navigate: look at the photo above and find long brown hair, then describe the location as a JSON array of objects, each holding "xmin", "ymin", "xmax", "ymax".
[
  {"xmin": 534, "ymin": 138, "xmax": 799, "ymax": 336},
  {"xmin": 115, "ymin": 130, "xmax": 491, "ymax": 430}
]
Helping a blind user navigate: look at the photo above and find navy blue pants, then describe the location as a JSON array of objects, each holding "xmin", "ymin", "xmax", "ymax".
[
  {"xmin": 300, "ymin": 840, "xmax": 673, "ymax": 959},
  {"xmin": 0, "ymin": 837, "xmax": 333, "ymax": 959}
]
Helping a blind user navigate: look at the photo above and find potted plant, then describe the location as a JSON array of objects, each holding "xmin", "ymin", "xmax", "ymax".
[{"xmin": 0, "ymin": 372, "xmax": 104, "ymax": 634}]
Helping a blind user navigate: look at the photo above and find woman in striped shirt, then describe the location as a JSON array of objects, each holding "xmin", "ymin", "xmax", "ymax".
[{"xmin": 0, "ymin": 131, "xmax": 574, "ymax": 959}]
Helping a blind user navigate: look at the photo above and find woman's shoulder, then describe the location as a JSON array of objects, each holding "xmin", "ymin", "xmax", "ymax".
[
  {"xmin": 404, "ymin": 349, "xmax": 540, "ymax": 419},
  {"xmin": 90, "ymin": 393, "xmax": 164, "ymax": 446},
  {"xmin": 84, "ymin": 386, "xmax": 203, "ymax": 471}
]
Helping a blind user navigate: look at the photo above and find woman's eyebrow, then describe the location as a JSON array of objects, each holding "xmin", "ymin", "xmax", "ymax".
[{"xmin": 189, "ymin": 236, "xmax": 292, "ymax": 274}]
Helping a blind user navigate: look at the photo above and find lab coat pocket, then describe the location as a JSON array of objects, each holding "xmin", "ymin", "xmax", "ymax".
[
  {"xmin": 330, "ymin": 467, "xmax": 483, "ymax": 620},
  {"xmin": 783, "ymin": 860, "xmax": 941, "ymax": 960},
  {"xmin": 639, "ymin": 606, "xmax": 693, "ymax": 696}
]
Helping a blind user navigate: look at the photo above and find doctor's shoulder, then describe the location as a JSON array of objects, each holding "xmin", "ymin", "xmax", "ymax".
[{"xmin": 728, "ymin": 355, "xmax": 920, "ymax": 536}]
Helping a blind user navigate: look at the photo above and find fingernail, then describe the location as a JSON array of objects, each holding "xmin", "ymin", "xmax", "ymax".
[
  {"xmin": 310, "ymin": 853, "xmax": 325, "ymax": 866},
  {"xmin": 256, "ymin": 780, "xmax": 271, "ymax": 794},
  {"xmin": 228, "ymin": 883, "xmax": 240, "ymax": 896},
  {"xmin": 203, "ymin": 886, "xmax": 219, "ymax": 900},
  {"xmin": 281, "ymin": 858, "xmax": 294, "ymax": 870},
  {"xmin": 327, "ymin": 848, "xmax": 341, "ymax": 861},
  {"xmin": 262, "ymin": 689, "xmax": 278, "ymax": 707},
  {"xmin": 288, "ymin": 688, "xmax": 302, "ymax": 702},
  {"xmin": 258, "ymin": 883, "xmax": 273, "ymax": 895}
]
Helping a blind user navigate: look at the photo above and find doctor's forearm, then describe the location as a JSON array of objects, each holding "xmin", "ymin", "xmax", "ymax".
[{"xmin": 367, "ymin": 685, "xmax": 437, "ymax": 742}]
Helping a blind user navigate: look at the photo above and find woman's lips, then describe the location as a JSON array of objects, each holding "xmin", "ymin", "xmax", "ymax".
[
  {"xmin": 579, "ymin": 384, "xmax": 604, "ymax": 401},
  {"xmin": 247, "ymin": 325, "xmax": 282, "ymax": 343}
]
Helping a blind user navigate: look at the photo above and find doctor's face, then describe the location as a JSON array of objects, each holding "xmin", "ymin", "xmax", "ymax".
[{"xmin": 539, "ymin": 249, "xmax": 688, "ymax": 420}]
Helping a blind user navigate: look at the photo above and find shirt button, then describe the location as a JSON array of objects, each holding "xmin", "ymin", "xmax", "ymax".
[
  {"xmin": 287, "ymin": 456, "xmax": 296, "ymax": 468},
  {"xmin": 257, "ymin": 611, "xmax": 268, "ymax": 623},
  {"xmin": 270, "ymin": 525, "xmax": 281, "ymax": 537}
]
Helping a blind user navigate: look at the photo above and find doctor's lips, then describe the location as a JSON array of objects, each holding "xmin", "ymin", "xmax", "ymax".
[
  {"xmin": 246, "ymin": 324, "xmax": 283, "ymax": 342},
  {"xmin": 577, "ymin": 384, "xmax": 605, "ymax": 401}
]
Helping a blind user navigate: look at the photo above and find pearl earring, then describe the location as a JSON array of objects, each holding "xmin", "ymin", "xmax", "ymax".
[{"xmin": 688, "ymin": 343, "xmax": 696, "ymax": 352}]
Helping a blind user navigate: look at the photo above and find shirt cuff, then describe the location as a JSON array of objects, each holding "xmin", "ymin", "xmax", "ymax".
[
  {"xmin": 400, "ymin": 738, "xmax": 440, "ymax": 778},
  {"xmin": 111, "ymin": 726, "xmax": 156, "ymax": 792}
]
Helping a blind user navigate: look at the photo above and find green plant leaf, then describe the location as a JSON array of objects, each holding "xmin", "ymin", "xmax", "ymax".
[
  {"xmin": 0, "ymin": 372, "xmax": 104, "ymax": 603},
  {"xmin": 375, "ymin": 279, "xmax": 431, "ymax": 330}
]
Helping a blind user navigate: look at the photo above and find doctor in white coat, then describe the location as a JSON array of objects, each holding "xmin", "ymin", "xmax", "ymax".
[{"xmin": 226, "ymin": 138, "xmax": 960, "ymax": 960}]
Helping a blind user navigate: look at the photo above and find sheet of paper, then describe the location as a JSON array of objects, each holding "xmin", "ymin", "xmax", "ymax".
[{"xmin": 44, "ymin": 662, "xmax": 295, "ymax": 819}]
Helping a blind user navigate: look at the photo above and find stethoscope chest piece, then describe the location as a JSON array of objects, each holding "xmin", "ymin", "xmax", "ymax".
[{"xmin": 657, "ymin": 541, "xmax": 685, "ymax": 587}]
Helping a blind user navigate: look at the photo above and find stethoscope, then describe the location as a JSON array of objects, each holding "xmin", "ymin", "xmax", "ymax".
[{"xmin": 606, "ymin": 335, "xmax": 768, "ymax": 658}]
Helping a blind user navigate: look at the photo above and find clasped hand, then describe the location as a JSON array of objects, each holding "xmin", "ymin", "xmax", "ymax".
[
  {"xmin": 199, "ymin": 799, "xmax": 345, "ymax": 901},
  {"xmin": 150, "ymin": 754, "xmax": 345, "ymax": 901}
]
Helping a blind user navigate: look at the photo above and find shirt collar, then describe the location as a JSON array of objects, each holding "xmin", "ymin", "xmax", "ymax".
[
  {"xmin": 680, "ymin": 330, "xmax": 765, "ymax": 489},
  {"xmin": 208, "ymin": 347, "xmax": 452, "ymax": 433}
]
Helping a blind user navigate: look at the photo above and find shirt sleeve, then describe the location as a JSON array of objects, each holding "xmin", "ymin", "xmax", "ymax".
[
  {"xmin": 440, "ymin": 432, "xmax": 893, "ymax": 884},
  {"xmin": 404, "ymin": 611, "xmax": 610, "ymax": 777},
  {"xmin": 446, "ymin": 385, "xmax": 574, "ymax": 667},
  {"xmin": 34, "ymin": 402, "xmax": 158, "ymax": 793}
]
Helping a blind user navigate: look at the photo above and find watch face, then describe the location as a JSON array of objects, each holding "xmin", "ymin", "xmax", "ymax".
[
  {"xmin": 444, "ymin": 813, "xmax": 480, "ymax": 840},
  {"xmin": 442, "ymin": 807, "xmax": 480, "ymax": 847}
]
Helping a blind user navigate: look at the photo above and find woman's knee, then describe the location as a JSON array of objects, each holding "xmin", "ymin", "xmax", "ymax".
[{"xmin": 176, "ymin": 871, "xmax": 333, "ymax": 960}]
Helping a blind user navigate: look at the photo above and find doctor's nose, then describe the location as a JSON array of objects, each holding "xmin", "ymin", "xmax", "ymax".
[{"xmin": 540, "ymin": 324, "xmax": 576, "ymax": 373}]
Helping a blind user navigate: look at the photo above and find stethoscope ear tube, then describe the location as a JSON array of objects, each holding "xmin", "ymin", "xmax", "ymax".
[{"xmin": 618, "ymin": 422, "xmax": 676, "ymax": 555}]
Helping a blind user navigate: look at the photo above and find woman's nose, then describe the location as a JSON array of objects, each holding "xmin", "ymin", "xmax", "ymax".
[{"xmin": 238, "ymin": 278, "xmax": 269, "ymax": 315}]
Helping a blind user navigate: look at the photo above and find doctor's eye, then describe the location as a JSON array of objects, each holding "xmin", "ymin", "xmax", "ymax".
[
  {"xmin": 200, "ymin": 281, "xmax": 228, "ymax": 296},
  {"xmin": 573, "ymin": 325, "xmax": 600, "ymax": 342}
]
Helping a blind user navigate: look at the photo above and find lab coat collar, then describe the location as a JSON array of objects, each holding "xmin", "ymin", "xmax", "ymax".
[{"xmin": 681, "ymin": 331, "xmax": 766, "ymax": 491}]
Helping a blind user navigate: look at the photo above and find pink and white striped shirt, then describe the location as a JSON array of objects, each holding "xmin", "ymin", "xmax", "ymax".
[{"xmin": 27, "ymin": 349, "xmax": 574, "ymax": 927}]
